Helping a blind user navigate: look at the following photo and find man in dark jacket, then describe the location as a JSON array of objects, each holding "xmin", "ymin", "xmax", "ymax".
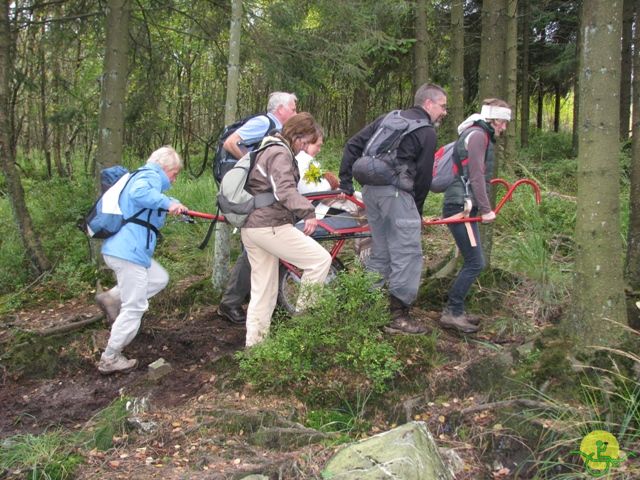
[{"xmin": 339, "ymin": 83, "xmax": 447, "ymax": 334}]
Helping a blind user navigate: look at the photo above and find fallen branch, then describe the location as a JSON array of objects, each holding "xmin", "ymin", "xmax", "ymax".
[
  {"xmin": 460, "ymin": 398, "xmax": 562, "ymax": 416},
  {"xmin": 37, "ymin": 314, "xmax": 103, "ymax": 336}
]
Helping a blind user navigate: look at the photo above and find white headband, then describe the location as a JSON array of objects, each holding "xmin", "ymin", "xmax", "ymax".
[{"xmin": 481, "ymin": 105, "xmax": 511, "ymax": 121}]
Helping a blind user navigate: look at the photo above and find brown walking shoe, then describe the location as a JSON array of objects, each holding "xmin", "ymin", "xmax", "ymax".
[
  {"xmin": 384, "ymin": 296, "xmax": 427, "ymax": 334},
  {"xmin": 439, "ymin": 311, "xmax": 479, "ymax": 334},
  {"xmin": 96, "ymin": 291, "xmax": 121, "ymax": 325}
]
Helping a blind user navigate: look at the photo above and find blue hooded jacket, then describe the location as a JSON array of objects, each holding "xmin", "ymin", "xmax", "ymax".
[{"xmin": 101, "ymin": 163, "xmax": 176, "ymax": 267}]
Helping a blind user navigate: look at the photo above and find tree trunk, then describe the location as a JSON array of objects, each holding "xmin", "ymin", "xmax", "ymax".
[
  {"xmin": 212, "ymin": 0, "xmax": 243, "ymax": 292},
  {"xmin": 572, "ymin": 8, "xmax": 582, "ymax": 155},
  {"xmin": 553, "ymin": 82, "xmax": 561, "ymax": 133},
  {"xmin": 38, "ymin": 19, "xmax": 51, "ymax": 178},
  {"xmin": 519, "ymin": 0, "xmax": 530, "ymax": 147},
  {"xmin": 536, "ymin": 86, "xmax": 543, "ymax": 129},
  {"xmin": 478, "ymin": 0, "xmax": 505, "ymax": 102},
  {"xmin": 503, "ymin": 0, "xmax": 517, "ymax": 174},
  {"xmin": 96, "ymin": 0, "xmax": 130, "ymax": 174},
  {"xmin": 449, "ymin": 0, "xmax": 465, "ymax": 140},
  {"xmin": 413, "ymin": 0, "xmax": 428, "ymax": 90},
  {"xmin": 625, "ymin": 0, "xmax": 640, "ymax": 328},
  {"xmin": 567, "ymin": 0, "xmax": 627, "ymax": 347},
  {"xmin": 347, "ymin": 81, "xmax": 370, "ymax": 138},
  {"xmin": 620, "ymin": 0, "xmax": 633, "ymax": 141},
  {"xmin": 478, "ymin": 0, "xmax": 508, "ymax": 267},
  {"xmin": 0, "ymin": 0, "xmax": 51, "ymax": 274}
]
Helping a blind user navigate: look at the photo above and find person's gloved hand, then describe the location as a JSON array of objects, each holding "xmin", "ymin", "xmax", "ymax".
[
  {"xmin": 481, "ymin": 210, "xmax": 496, "ymax": 223},
  {"xmin": 323, "ymin": 172, "xmax": 340, "ymax": 190}
]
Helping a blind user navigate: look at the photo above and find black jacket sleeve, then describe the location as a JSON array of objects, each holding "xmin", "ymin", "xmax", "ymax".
[
  {"xmin": 409, "ymin": 126, "xmax": 437, "ymax": 213},
  {"xmin": 338, "ymin": 115, "xmax": 385, "ymax": 194}
]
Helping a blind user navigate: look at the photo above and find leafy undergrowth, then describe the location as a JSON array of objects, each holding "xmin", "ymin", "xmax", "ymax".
[{"xmin": 1, "ymin": 262, "xmax": 638, "ymax": 479}]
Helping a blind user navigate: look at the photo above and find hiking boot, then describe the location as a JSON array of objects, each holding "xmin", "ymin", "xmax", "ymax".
[
  {"xmin": 385, "ymin": 317, "xmax": 428, "ymax": 335},
  {"xmin": 98, "ymin": 353, "xmax": 137, "ymax": 375},
  {"xmin": 385, "ymin": 296, "xmax": 427, "ymax": 334},
  {"xmin": 465, "ymin": 314, "xmax": 481, "ymax": 325},
  {"xmin": 439, "ymin": 311, "xmax": 479, "ymax": 334},
  {"xmin": 96, "ymin": 291, "xmax": 121, "ymax": 325},
  {"xmin": 218, "ymin": 303, "xmax": 246, "ymax": 324}
]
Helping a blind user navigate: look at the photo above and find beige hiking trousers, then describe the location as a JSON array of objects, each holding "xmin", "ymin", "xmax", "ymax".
[{"xmin": 241, "ymin": 224, "xmax": 332, "ymax": 347}]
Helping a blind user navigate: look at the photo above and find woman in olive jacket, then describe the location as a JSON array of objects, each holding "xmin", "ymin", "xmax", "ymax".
[{"xmin": 241, "ymin": 113, "xmax": 332, "ymax": 347}]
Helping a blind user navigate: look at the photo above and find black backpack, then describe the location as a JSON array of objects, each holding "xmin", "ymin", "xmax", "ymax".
[
  {"xmin": 351, "ymin": 110, "xmax": 430, "ymax": 192},
  {"xmin": 213, "ymin": 113, "xmax": 276, "ymax": 184}
]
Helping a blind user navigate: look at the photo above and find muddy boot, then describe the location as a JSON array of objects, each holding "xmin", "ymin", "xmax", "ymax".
[
  {"xmin": 439, "ymin": 310, "xmax": 479, "ymax": 334},
  {"xmin": 97, "ymin": 353, "xmax": 137, "ymax": 375},
  {"xmin": 465, "ymin": 313, "xmax": 481, "ymax": 325},
  {"xmin": 96, "ymin": 291, "xmax": 121, "ymax": 325},
  {"xmin": 385, "ymin": 296, "xmax": 427, "ymax": 334}
]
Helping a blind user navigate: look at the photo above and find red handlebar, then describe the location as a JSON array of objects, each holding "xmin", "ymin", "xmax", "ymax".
[
  {"xmin": 185, "ymin": 179, "xmax": 541, "ymax": 228},
  {"xmin": 422, "ymin": 178, "xmax": 541, "ymax": 226}
]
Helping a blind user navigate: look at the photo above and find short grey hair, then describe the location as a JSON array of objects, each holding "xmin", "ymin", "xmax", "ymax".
[
  {"xmin": 267, "ymin": 91, "xmax": 298, "ymax": 113},
  {"xmin": 147, "ymin": 145, "xmax": 183, "ymax": 169},
  {"xmin": 414, "ymin": 83, "xmax": 447, "ymax": 107}
]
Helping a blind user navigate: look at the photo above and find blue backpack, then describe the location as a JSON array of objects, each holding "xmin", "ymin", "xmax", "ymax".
[{"xmin": 80, "ymin": 166, "xmax": 160, "ymax": 241}]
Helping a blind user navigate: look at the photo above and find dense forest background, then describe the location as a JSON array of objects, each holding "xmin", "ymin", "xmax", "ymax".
[
  {"xmin": 4, "ymin": 1, "xmax": 640, "ymax": 477},
  {"xmin": 0, "ymin": 0, "xmax": 638, "ymax": 347}
]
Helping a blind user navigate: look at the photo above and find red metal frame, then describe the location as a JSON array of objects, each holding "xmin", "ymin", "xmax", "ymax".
[{"xmin": 186, "ymin": 179, "xmax": 541, "ymax": 269}]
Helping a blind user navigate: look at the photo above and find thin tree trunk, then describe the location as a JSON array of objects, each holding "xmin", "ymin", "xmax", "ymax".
[
  {"xmin": 347, "ymin": 81, "xmax": 370, "ymax": 138},
  {"xmin": 553, "ymin": 82, "xmax": 561, "ymax": 133},
  {"xmin": 520, "ymin": 0, "xmax": 530, "ymax": 147},
  {"xmin": 413, "ymin": 0, "xmax": 428, "ymax": 90},
  {"xmin": 567, "ymin": 0, "xmax": 627, "ymax": 347},
  {"xmin": 0, "ymin": 0, "xmax": 51, "ymax": 274},
  {"xmin": 449, "ymin": 0, "xmax": 465, "ymax": 140},
  {"xmin": 96, "ymin": 0, "xmax": 130, "ymax": 174},
  {"xmin": 536, "ymin": 86, "xmax": 543, "ymax": 129},
  {"xmin": 212, "ymin": 0, "xmax": 243, "ymax": 292},
  {"xmin": 38, "ymin": 19, "xmax": 51, "ymax": 178},
  {"xmin": 503, "ymin": 0, "xmax": 518, "ymax": 173}
]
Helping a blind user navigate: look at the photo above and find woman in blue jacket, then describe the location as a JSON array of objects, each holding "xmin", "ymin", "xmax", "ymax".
[{"xmin": 96, "ymin": 146, "xmax": 188, "ymax": 374}]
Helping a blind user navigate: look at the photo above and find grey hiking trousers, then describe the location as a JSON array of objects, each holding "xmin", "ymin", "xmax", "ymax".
[{"xmin": 362, "ymin": 185, "xmax": 423, "ymax": 306}]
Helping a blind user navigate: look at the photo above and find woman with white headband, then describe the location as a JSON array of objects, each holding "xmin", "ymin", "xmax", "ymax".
[{"xmin": 438, "ymin": 98, "xmax": 511, "ymax": 334}]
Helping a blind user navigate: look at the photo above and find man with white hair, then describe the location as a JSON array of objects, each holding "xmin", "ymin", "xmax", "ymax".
[
  {"xmin": 438, "ymin": 98, "xmax": 512, "ymax": 334},
  {"xmin": 218, "ymin": 92, "xmax": 298, "ymax": 325},
  {"xmin": 96, "ymin": 146, "xmax": 188, "ymax": 374}
]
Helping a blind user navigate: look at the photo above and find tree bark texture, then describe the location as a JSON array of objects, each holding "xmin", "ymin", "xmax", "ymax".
[
  {"xmin": 96, "ymin": 0, "xmax": 130, "ymax": 174},
  {"xmin": 449, "ymin": 0, "xmax": 465, "ymax": 140},
  {"xmin": 503, "ymin": 0, "xmax": 517, "ymax": 173},
  {"xmin": 212, "ymin": 0, "xmax": 243, "ymax": 292},
  {"xmin": 626, "ymin": 0, "xmax": 640, "ymax": 292},
  {"xmin": 519, "ymin": 0, "xmax": 530, "ymax": 147},
  {"xmin": 0, "ymin": 0, "xmax": 51, "ymax": 274},
  {"xmin": 619, "ymin": 0, "xmax": 633, "ymax": 141},
  {"xmin": 568, "ymin": 0, "xmax": 627, "ymax": 347},
  {"xmin": 413, "ymin": 0, "xmax": 428, "ymax": 91}
]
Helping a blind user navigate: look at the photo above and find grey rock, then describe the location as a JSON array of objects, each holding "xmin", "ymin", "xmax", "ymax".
[
  {"xmin": 322, "ymin": 421, "xmax": 453, "ymax": 480},
  {"xmin": 147, "ymin": 357, "xmax": 172, "ymax": 381}
]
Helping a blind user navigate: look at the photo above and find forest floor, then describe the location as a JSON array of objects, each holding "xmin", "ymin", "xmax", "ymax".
[{"xmin": 0, "ymin": 266, "xmax": 540, "ymax": 479}]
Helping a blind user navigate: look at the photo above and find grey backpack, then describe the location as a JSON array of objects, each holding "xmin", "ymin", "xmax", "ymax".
[
  {"xmin": 352, "ymin": 110, "xmax": 430, "ymax": 192},
  {"xmin": 216, "ymin": 137, "xmax": 285, "ymax": 228}
]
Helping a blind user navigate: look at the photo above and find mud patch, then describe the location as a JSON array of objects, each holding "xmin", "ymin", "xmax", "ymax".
[{"xmin": 0, "ymin": 303, "xmax": 245, "ymax": 437}]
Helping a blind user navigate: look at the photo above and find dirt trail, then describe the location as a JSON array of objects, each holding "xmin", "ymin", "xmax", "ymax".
[{"xmin": 0, "ymin": 301, "xmax": 245, "ymax": 437}]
